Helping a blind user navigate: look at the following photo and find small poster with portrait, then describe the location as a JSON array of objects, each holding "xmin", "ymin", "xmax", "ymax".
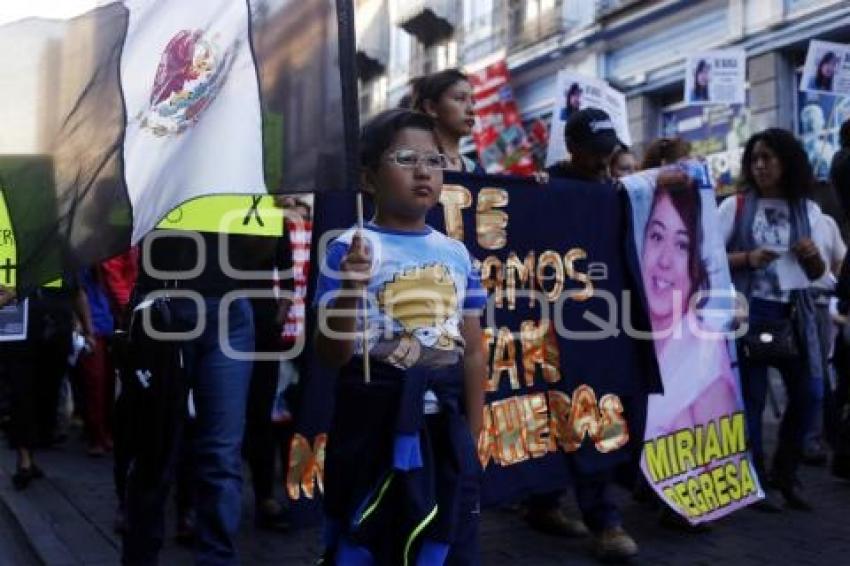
[
  {"xmin": 684, "ymin": 49, "xmax": 746, "ymax": 106},
  {"xmin": 800, "ymin": 40, "xmax": 850, "ymax": 97},
  {"xmin": 0, "ymin": 298, "xmax": 27, "ymax": 342},
  {"xmin": 545, "ymin": 70, "xmax": 631, "ymax": 166}
]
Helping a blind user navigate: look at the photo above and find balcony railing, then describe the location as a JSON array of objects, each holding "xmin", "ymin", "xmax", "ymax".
[{"xmin": 394, "ymin": 0, "xmax": 459, "ymax": 46}]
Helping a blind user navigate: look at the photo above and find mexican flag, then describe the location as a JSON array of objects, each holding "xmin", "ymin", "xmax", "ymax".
[{"xmin": 0, "ymin": 0, "xmax": 356, "ymax": 291}]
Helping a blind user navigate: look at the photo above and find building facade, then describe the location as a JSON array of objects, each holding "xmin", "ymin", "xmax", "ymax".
[{"xmin": 356, "ymin": 0, "xmax": 850, "ymax": 181}]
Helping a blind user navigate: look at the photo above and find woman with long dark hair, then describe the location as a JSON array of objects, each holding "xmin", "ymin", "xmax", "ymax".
[
  {"xmin": 691, "ymin": 60, "xmax": 710, "ymax": 102},
  {"xmin": 559, "ymin": 82, "xmax": 583, "ymax": 121},
  {"xmin": 809, "ymin": 51, "xmax": 838, "ymax": 92},
  {"xmin": 412, "ymin": 69, "xmax": 484, "ymax": 174},
  {"xmin": 719, "ymin": 128, "xmax": 827, "ymax": 511}
]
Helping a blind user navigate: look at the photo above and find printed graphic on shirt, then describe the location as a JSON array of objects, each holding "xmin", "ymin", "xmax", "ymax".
[
  {"xmin": 751, "ymin": 203, "xmax": 790, "ymax": 300},
  {"xmin": 752, "ymin": 204, "xmax": 790, "ymax": 249},
  {"xmin": 375, "ymin": 263, "xmax": 461, "ymax": 368},
  {"xmin": 315, "ymin": 225, "xmax": 485, "ymax": 370}
]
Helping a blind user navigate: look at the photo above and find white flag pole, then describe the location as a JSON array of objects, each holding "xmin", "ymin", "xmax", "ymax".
[{"xmin": 356, "ymin": 192, "xmax": 371, "ymax": 384}]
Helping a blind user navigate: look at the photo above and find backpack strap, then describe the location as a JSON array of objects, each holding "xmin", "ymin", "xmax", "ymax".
[{"xmin": 735, "ymin": 192, "xmax": 745, "ymax": 226}]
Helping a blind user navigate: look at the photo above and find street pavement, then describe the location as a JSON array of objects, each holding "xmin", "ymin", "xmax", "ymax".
[{"xmin": 0, "ymin": 424, "xmax": 848, "ymax": 565}]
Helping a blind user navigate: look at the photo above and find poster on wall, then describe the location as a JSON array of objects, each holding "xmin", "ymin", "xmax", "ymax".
[
  {"xmin": 684, "ymin": 49, "xmax": 746, "ymax": 106},
  {"xmin": 545, "ymin": 70, "xmax": 631, "ymax": 167},
  {"xmin": 800, "ymin": 40, "xmax": 850, "ymax": 97},
  {"xmin": 468, "ymin": 61, "xmax": 536, "ymax": 176},
  {"xmin": 660, "ymin": 104, "xmax": 750, "ymax": 196},
  {"xmin": 797, "ymin": 86, "xmax": 850, "ymax": 179}
]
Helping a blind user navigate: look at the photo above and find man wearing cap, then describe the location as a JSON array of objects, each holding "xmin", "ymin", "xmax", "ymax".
[
  {"xmin": 548, "ymin": 107, "xmax": 624, "ymax": 184},
  {"xmin": 544, "ymin": 107, "xmax": 639, "ymax": 562}
]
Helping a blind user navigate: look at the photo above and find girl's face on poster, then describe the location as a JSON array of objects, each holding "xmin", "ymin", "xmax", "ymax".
[
  {"xmin": 821, "ymin": 56, "xmax": 836, "ymax": 78},
  {"xmin": 429, "ymin": 80, "xmax": 475, "ymax": 138},
  {"xmin": 697, "ymin": 67, "xmax": 710, "ymax": 87},
  {"xmin": 642, "ymin": 193, "xmax": 692, "ymax": 329},
  {"xmin": 750, "ymin": 140, "xmax": 783, "ymax": 195}
]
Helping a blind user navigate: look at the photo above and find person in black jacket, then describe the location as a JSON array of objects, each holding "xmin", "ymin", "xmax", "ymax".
[{"xmin": 542, "ymin": 108, "xmax": 640, "ymax": 561}]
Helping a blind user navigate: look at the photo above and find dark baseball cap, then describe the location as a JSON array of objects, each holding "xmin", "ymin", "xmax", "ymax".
[{"xmin": 565, "ymin": 107, "xmax": 624, "ymax": 154}]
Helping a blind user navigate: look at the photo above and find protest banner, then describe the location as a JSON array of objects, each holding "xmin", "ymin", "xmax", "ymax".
[
  {"xmin": 661, "ymin": 104, "xmax": 750, "ymax": 196},
  {"xmin": 684, "ymin": 49, "xmax": 746, "ymax": 106},
  {"xmin": 545, "ymin": 71, "xmax": 630, "ymax": 166},
  {"xmin": 801, "ymin": 40, "xmax": 850, "ymax": 97},
  {"xmin": 623, "ymin": 162, "xmax": 763, "ymax": 524},
  {"xmin": 287, "ymin": 171, "xmax": 658, "ymax": 512},
  {"xmin": 468, "ymin": 61, "xmax": 536, "ymax": 176},
  {"xmin": 797, "ymin": 82, "xmax": 850, "ymax": 179},
  {"xmin": 0, "ymin": 299, "xmax": 27, "ymax": 342}
]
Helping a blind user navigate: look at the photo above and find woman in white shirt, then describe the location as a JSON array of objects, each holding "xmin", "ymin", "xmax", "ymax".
[{"xmin": 719, "ymin": 128, "xmax": 827, "ymax": 511}]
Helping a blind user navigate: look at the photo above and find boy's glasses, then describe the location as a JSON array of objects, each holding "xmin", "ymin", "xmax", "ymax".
[{"xmin": 385, "ymin": 149, "xmax": 448, "ymax": 170}]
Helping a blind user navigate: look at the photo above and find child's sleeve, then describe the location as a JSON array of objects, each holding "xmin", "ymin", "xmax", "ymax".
[
  {"xmin": 463, "ymin": 250, "xmax": 487, "ymax": 314},
  {"xmin": 313, "ymin": 240, "xmax": 347, "ymax": 308}
]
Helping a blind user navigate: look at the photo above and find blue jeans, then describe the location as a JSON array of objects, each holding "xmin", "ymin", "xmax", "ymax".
[
  {"xmin": 123, "ymin": 297, "xmax": 254, "ymax": 566},
  {"xmin": 738, "ymin": 298, "xmax": 811, "ymax": 478}
]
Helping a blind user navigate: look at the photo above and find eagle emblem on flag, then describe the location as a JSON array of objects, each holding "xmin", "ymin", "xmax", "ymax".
[{"xmin": 137, "ymin": 29, "xmax": 236, "ymax": 137}]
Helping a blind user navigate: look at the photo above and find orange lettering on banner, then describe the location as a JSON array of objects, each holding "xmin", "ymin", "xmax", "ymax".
[
  {"xmin": 476, "ymin": 188, "xmax": 509, "ymax": 250},
  {"xmin": 536, "ymin": 250, "xmax": 564, "ymax": 302},
  {"xmin": 521, "ymin": 392, "xmax": 554, "ymax": 458},
  {"xmin": 547, "ymin": 390, "xmax": 573, "ymax": 452},
  {"xmin": 481, "ymin": 256, "xmax": 504, "ymax": 308},
  {"xmin": 481, "ymin": 326, "xmax": 496, "ymax": 391},
  {"xmin": 286, "ymin": 433, "xmax": 327, "ymax": 500},
  {"xmin": 489, "ymin": 326, "xmax": 519, "ymax": 391},
  {"xmin": 439, "ymin": 185, "xmax": 472, "ymax": 241},
  {"xmin": 520, "ymin": 320, "xmax": 561, "ymax": 387},
  {"xmin": 596, "ymin": 394, "xmax": 630, "ymax": 453},
  {"xmin": 564, "ymin": 248, "xmax": 594, "ymax": 301},
  {"xmin": 478, "ymin": 405, "xmax": 500, "ymax": 467},
  {"xmin": 491, "ymin": 397, "xmax": 528, "ymax": 465},
  {"xmin": 566, "ymin": 385, "xmax": 602, "ymax": 452},
  {"xmin": 505, "ymin": 251, "xmax": 536, "ymax": 309}
]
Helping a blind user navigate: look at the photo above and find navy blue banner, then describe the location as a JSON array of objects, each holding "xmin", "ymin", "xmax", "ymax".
[{"xmin": 287, "ymin": 172, "xmax": 657, "ymax": 516}]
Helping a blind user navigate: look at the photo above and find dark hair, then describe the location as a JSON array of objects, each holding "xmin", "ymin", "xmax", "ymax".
[
  {"xmin": 646, "ymin": 169, "xmax": 709, "ymax": 305},
  {"xmin": 566, "ymin": 83, "xmax": 582, "ymax": 109},
  {"xmin": 740, "ymin": 128, "xmax": 814, "ymax": 199},
  {"xmin": 412, "ymin": 69, "xmax": 469, "ymax": 112},
  {"xmin": 840, "ymin": 119, "xmax": 850, "ymax": 148},
  {"xmin": 359, "ymin": 109, "xmax": 435, "ymax": 171},
  {"xmin": 610, "ymin": 146, "xmax": 634, "ymax": 172},
  {"xmin": 815, "ymin": 51, "xmax": 838, "ymax": 90},
  {"xmin": 397, "ymin": 92, "xmax": 414, "ymax": 109},
  {"xmin": 641, "ymin": 137, "xmax": 692, "ymax": 170},
  {"xmin": 693, "ymin": 60, "xmax": 710, "ymax": 100}
]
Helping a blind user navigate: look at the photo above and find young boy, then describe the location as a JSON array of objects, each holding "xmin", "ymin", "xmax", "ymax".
[{"xmin": 315, "ymin": 108, "xmax": 487, "ymax": 565}]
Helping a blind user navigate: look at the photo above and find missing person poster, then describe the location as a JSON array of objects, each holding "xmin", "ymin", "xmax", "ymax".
[
  {"xmin": 545, "ymin": 70, "xmax": 631, "ymax": 166},
  {"xmin": 623, "ymin": 161, "xmax": 763, "ymax": 524},
  {"xmin": 0, "ymin": 298, "xmax": 27, "ymax": 342},
  {"xmin": 684, "ymin": 49, "xmax": 746, "ymax": 106},
  {"xmin": 797, "ymin": 84, "xmax": 850, "ymax": 179},
  {"xmin": 661, "ymin": 104, "xmax": 750, "ymax": 196},
  {"xmin": 801, "ymin": 40, "xmax": 850, "ymax": 96}
]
